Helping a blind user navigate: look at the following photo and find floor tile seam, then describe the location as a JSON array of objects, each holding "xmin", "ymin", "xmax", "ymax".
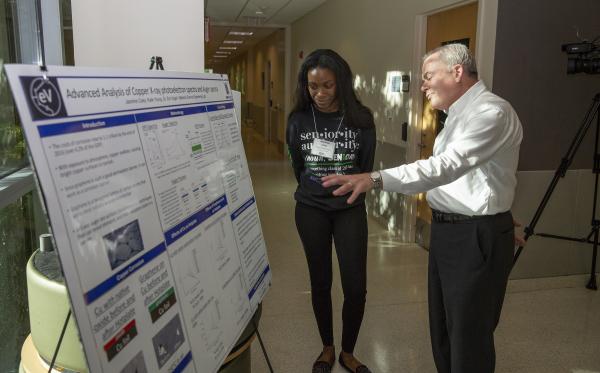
[
  {"xmin": 505, "ymin": 285, "xmax": 593, "ymax": 295},
  {"xmin": 259, "ymin": 299, "xmax": 429, "ymax": 318}
]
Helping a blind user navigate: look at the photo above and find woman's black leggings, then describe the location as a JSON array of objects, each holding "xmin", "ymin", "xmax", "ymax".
[{"xmin": 295, "ymin": 202, "xmax": 368, "ymax": 353}]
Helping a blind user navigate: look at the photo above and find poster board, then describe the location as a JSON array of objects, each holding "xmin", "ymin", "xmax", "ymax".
[{"xmin": 4, "ymin": 65, "xmax": 271, "ymax": 373}]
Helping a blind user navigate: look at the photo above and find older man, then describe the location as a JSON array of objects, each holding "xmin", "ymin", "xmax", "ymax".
[{"xmin": 322, "ymin": 43, "xmax": 523, "ymax": 373}]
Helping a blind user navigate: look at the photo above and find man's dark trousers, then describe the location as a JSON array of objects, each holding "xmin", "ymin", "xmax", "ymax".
[{"xmin": 428, "ymin": 211, "xmax": 514, "ymax": 373}]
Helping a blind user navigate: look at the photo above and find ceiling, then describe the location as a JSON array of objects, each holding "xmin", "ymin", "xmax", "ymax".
[
  {"xmin": 206, "ymin": 0, "xmax": 327, "ymax": 24},
  {"xmin": 205, "ymin": 26, "xmax": 281, "ymax": 67},
  {"xmin": 205, "ymin": 0, "xmax": 327, "ymax": 67}
]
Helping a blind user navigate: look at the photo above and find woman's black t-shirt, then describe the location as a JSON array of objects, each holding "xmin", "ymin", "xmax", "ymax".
[{"xmin": 286, "ymin": 107, "xmax": 376, "ymax": 211}]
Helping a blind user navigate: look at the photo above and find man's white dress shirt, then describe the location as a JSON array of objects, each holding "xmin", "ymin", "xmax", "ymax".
[{"xmin": 380, "ymin": 81, "xmax": 523, "ymax": 216}]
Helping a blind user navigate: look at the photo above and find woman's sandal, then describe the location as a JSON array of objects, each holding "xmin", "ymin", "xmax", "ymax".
[
  {"xmin": 312, "ymin": 351, "xmax": 335, "ymax": 373},
  {"xmin": 338, "ymin": 353, "xmax": 372, "ymax": 373}
]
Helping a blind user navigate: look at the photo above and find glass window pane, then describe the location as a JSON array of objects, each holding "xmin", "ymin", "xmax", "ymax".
[
  {"xmin": 0, "ymin": 1, "xmax": 54, "ymax": 371},
  {"xmin": 0, "ymin": 191, "xmax": 37, "ymax": 373},
  {"xmin": 0, "ymin": 0, "xmax": 27, "ymax": 180},
  {"xmin": 61, "ymin": 0, "xmax": 74, "ymax": 65}
]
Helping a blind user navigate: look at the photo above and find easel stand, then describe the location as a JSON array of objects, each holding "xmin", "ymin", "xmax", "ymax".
[{"xmin": 251, "ymin": 305, "xmax": 275, "ymax": 373}]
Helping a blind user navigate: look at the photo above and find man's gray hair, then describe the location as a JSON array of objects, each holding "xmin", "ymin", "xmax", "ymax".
[{"xmin": 423, "ymin": 43, "xmax": 478, "ymax": 78}]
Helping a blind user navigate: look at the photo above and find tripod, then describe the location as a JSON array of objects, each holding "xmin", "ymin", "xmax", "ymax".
[{"xmin": 513, "ymin": 93, "xmax": 600, "ymax": 290}]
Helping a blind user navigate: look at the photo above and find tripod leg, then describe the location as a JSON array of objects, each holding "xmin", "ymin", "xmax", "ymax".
[
  {"xmin": 587, "ymin": 231, "xmax": 598, "ymax": 290},
  {"xmin": 513, "ymin": 94, "xmax": 600, "ymax": 270},
  {"xmin": 587, "ymin": 101, "xmax": 600, "ymax": 290}
]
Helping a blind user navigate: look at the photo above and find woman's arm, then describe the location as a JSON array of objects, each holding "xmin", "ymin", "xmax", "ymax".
[{"xmin": 286, "ymin": 114, "xmax": 304, "ymax": 183}]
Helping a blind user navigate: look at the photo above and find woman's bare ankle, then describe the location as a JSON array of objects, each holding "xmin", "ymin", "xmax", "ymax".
[{"xmin": 319, "ymin": 345, "xmax": 335, "ymax": 362}]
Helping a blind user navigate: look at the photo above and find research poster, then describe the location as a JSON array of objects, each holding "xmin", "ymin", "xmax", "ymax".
[{"xmin": 4, "ymin": 65, "xmax": 271, "ymax": 373}]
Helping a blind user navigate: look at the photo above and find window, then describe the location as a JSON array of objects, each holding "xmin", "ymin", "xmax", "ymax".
[
  {"xmin": 61, "ymin": 0, "xmax": 74, "ymax": 66},
  {"xmin": 0, "ymin": 1, "xmax": 34, "ymax": 371},
  {"xmin": 0, "ymin": 0, "xmax": 72, "ymax": 371},
  {"xmin": 0, "ymin": 192, "xmax": 37, "ymax": 372},
  {"xmin": 0, "ymin": 0, "xmax": 26, "ymax": 179}
]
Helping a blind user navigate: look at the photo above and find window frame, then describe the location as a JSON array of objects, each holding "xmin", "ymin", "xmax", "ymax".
[{"xmin": 1, "ymin": 0, "xmax": 64, "ymax": 216}]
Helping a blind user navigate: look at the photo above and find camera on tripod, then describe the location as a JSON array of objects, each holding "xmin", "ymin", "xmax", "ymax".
[{"xmin": 561, "ymin": 39, "xmax": 599, "ymax": 74}]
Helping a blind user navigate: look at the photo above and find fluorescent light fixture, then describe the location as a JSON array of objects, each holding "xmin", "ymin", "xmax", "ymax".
[
  {"xmin": 215, "ymin": 51, "xmax": 230, "ymax": 54},
  {"xmin": 229, "ymin": 31, "xmax": 254, "ymax": 36},
  {"xmin": 223, "ymin": 40, "xmax": 243, "ymax": 44},
  {"xmin": 214, "ymin": 55, "xmax": 228, "ymax": 58},
  {"xmin": 219, "ymin": 46, "xmax": 237, "ymax": 50}
]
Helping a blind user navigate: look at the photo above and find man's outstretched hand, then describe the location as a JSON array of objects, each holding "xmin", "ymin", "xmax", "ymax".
[
  {"xmin": 321, "ymin": 173, "xmax": 374, "ymax": 204},
  {"xmin": 513, "ymin": 219, "xmax": 526, "ymax": 247}
]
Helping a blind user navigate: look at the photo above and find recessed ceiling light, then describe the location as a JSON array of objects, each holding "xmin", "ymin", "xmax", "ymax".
[
  {"xmin": 229, "ymin": 31, "xmax": 253, "ymax": 36},
  {"xmin": 219, "ymin": 46, "xmax": 237, "ymax": 50},
  {"xmin": 223, "ymin": 40, "xmax": 243, "ymax": 44}
]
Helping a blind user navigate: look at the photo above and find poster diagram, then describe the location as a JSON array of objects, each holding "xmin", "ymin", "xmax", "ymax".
[
  {"xmin": 198, "ymin": 299, "xmax": 223, "ymax": 354},
  {"xmin": 178, "ymin": 246, "xmax": 203, "ymax": 297},
  {"xmin": 4, "ymin": 65, "xmax": 272, "ymax": 373},
  {"xmin": 140, "ymin": 123, "xmax": 189, "ymax": 171}
]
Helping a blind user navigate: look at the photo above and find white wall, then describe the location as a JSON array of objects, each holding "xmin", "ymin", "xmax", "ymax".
[
  {"xmin": 291, "ymin": 0, "xmax": 496, "ymax": 147},
  {"xmin": 72, "ymin": 0, "xmax": 204, "ymax": 72}
]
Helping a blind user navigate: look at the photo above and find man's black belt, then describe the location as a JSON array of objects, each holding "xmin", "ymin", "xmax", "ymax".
[{"xmin": 431, "ymin": 209, "xmax": 481, "ymax": 223}]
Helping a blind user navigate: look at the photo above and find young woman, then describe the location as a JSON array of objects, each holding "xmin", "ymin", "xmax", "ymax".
[{"xmin": 286, "ymin": 49, "xmax": 375, "ymax": 373}]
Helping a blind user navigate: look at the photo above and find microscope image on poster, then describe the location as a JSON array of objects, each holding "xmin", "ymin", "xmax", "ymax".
[
  {"xmin": 119, "ymin": 351, "xmax": 148, "ymax": 373},
  {"xmin": 103, "ymin": 220, "xmax": 144, "ymax": 270},
  {"xmin": 152, "ymin": 314, "xmax": 185, "ymax": 369}
]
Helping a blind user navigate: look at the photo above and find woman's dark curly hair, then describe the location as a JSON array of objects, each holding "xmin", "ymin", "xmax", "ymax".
[{"xmin": 289, "ymin": 49, "xmax": 373, "ymax": 129}]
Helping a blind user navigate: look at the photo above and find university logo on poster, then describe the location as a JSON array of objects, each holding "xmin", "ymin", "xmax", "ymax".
[{"xmin": 19, "ymin": 76, "xmax": 67, "ymax": 120}]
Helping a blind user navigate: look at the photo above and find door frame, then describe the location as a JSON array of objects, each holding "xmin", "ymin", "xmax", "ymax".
[
  {"xmin": 405, "ymin": 0, "xmax": 499, "ymax": 243},
  {"xmin": 264, "ymin": 59, "xmax": 272, "ymax": 141}
]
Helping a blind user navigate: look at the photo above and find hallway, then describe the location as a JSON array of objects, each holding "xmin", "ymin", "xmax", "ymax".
[{"xmin": 243, "ymin": 129, "xmax": 600, "ymax": 373}]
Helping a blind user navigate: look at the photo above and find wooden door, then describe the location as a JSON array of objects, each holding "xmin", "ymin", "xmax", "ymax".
[{"xmin": 416, "ymin": 2, "xmax": 479, "ymax": 247}]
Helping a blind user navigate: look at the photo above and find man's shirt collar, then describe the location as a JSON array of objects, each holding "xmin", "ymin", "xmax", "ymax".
[{"xmin": 447, "ymin": 80, "xmax": 486, "ymax": 117}]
